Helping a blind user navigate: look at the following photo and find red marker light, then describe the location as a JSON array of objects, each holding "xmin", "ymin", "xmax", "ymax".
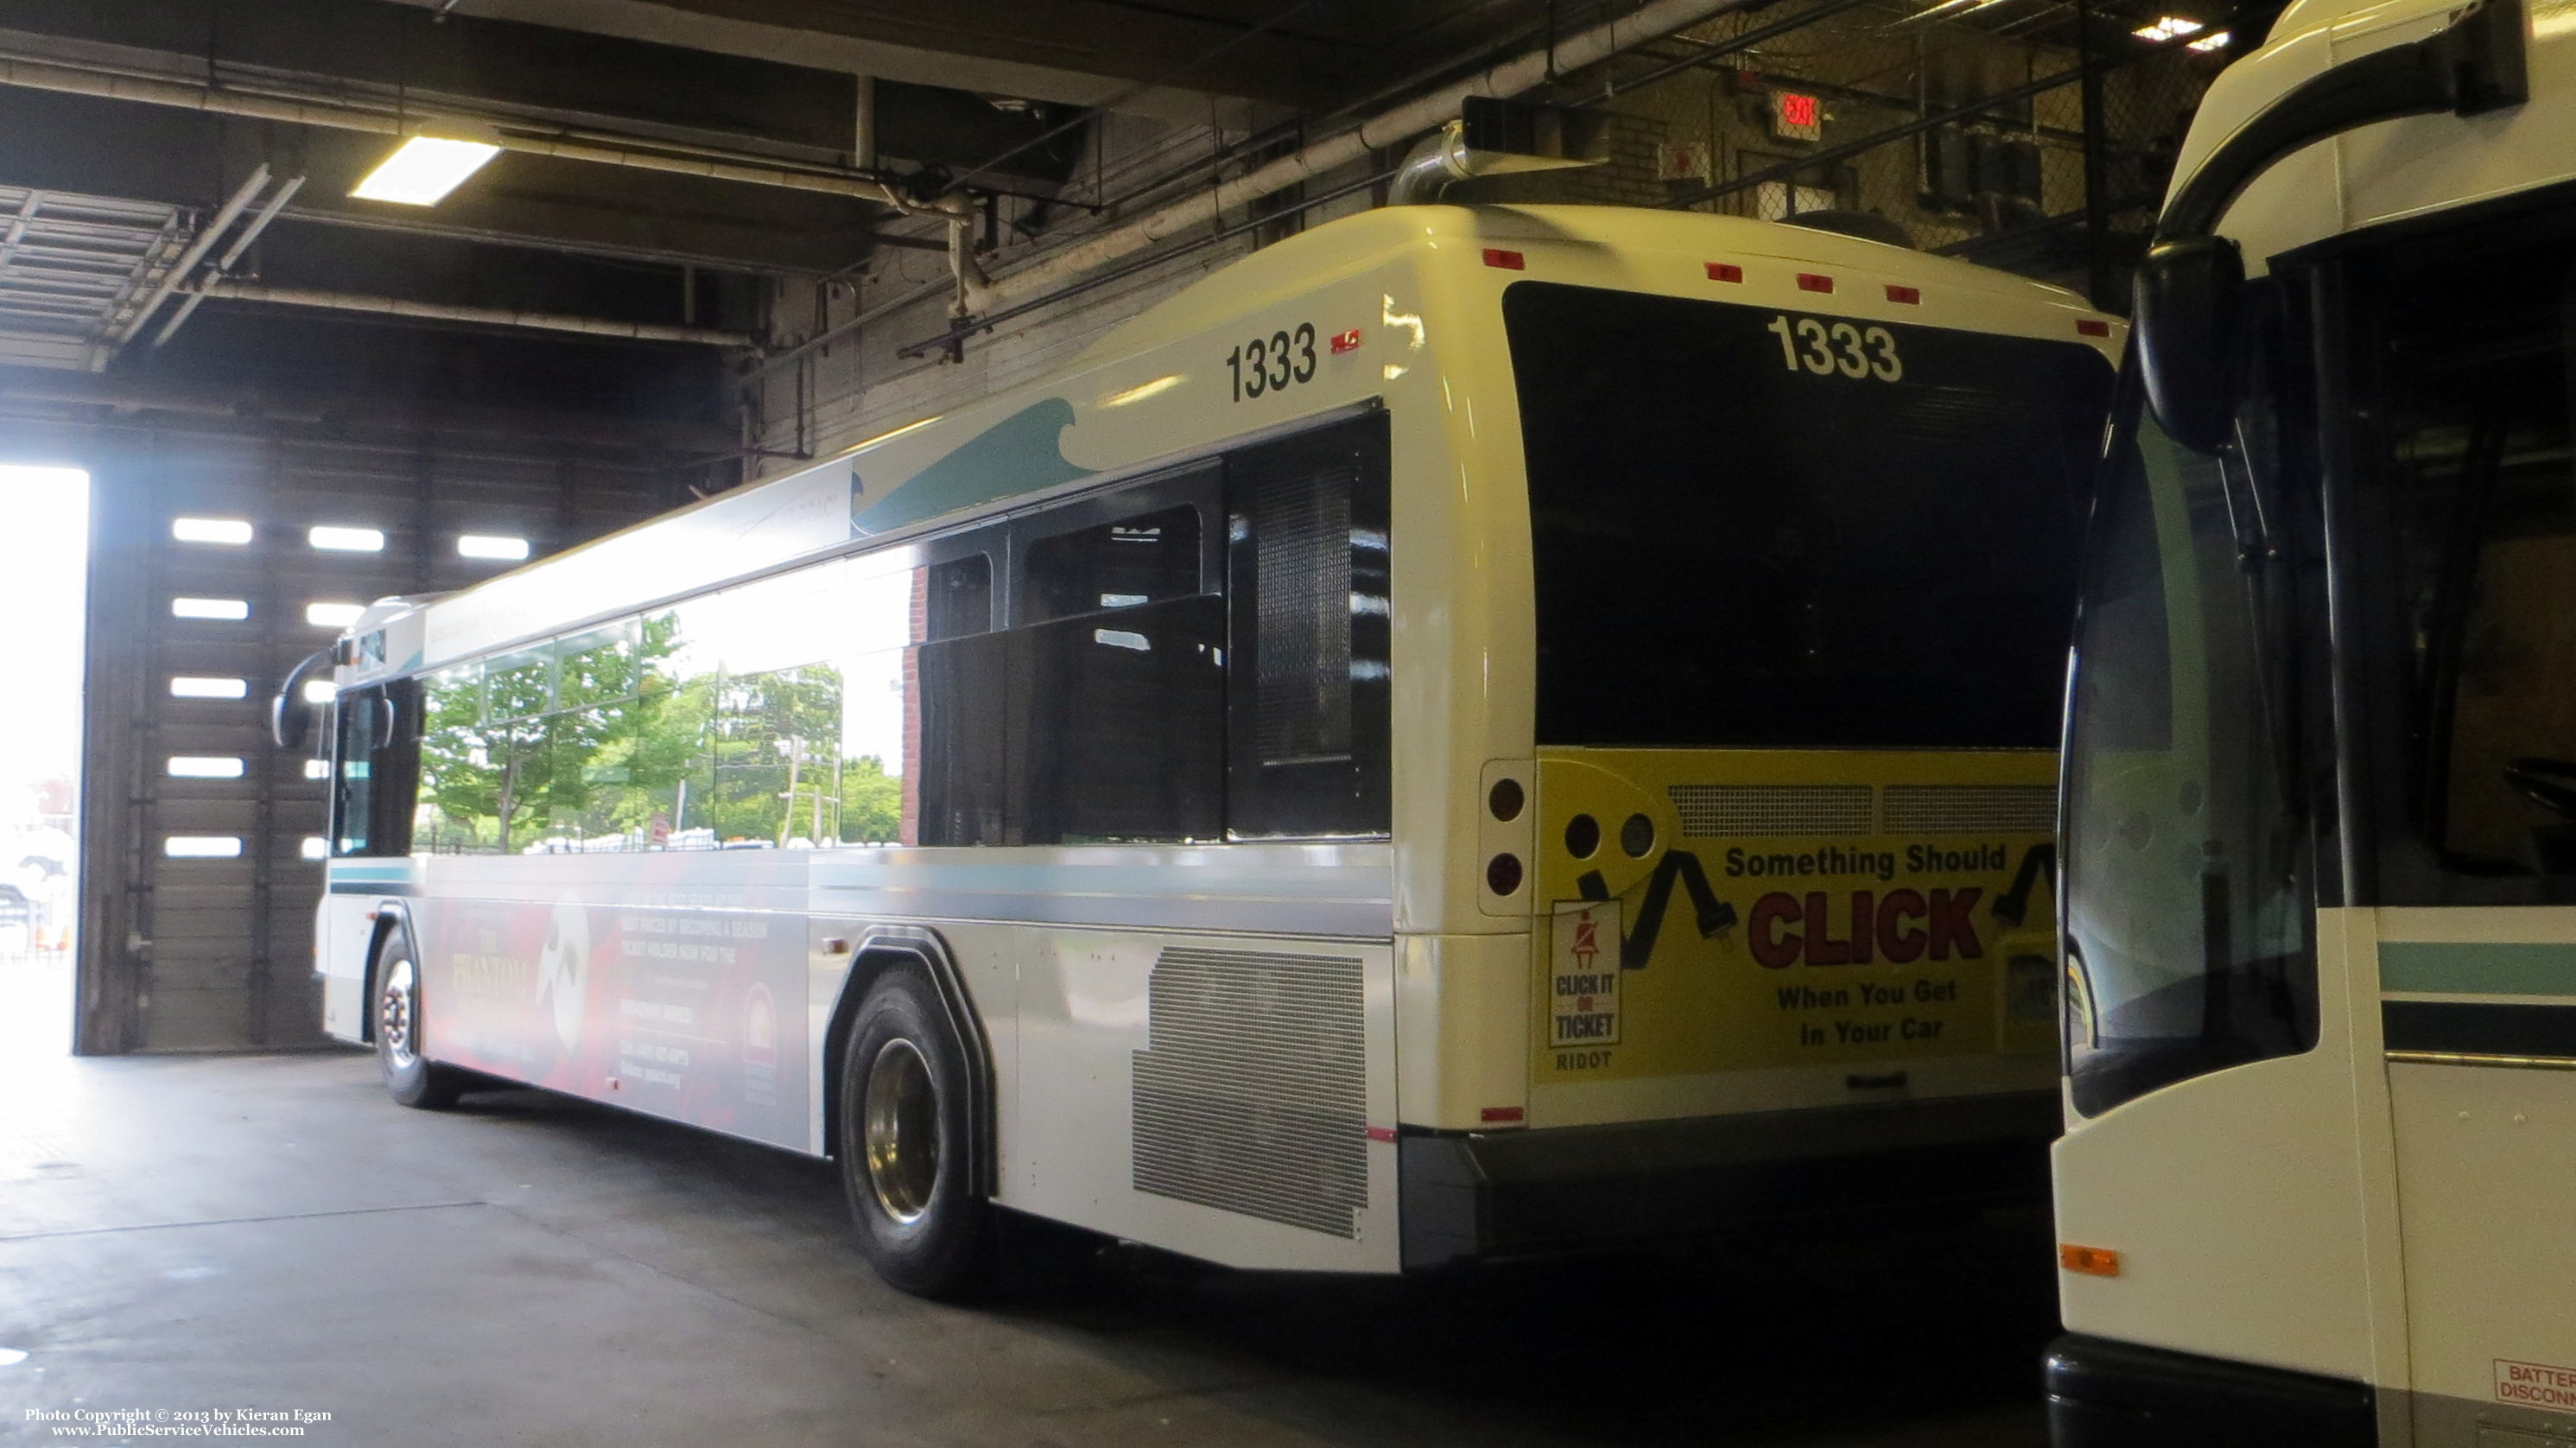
[
  {"xmin": 1885, "ymin": 284, "xmax": 1920, "ymax": 304},
  {"xmin": 1330, "ymin": 327, "xmax": 1362, "ymax": 353},
  {"xmin": 1482, "ymin": 248, "xmax": 1526, "ymax": 270},
  {"xmin": 1364, "ymin": 1125, "xmax": 1397, "ymax": 1143},
  {"xmin": 1705, "ymin": 262, "xmax": 1743, "ymax": 283},
  {"xmin": 1481, "ymin": 1106, "xmax": 1526, "ymax": 1124},
  {"xmin": 1797, "ymin": 273, "xmax": 1834, "ymax": 294},
  {"xmin": 2078, "ymin": 318, "xmax": 2112, "ymax": 337}
]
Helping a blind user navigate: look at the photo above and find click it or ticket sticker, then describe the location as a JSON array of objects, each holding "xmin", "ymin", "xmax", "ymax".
[{"xmin": 1550, "ymin": 902, "xmax": 1621, "ymax": 1048}]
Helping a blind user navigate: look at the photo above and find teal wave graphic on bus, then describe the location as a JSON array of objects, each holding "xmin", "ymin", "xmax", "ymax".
[{"xmin": 850, "ymin": 396, "xmax": 1095, "ymax": 536}]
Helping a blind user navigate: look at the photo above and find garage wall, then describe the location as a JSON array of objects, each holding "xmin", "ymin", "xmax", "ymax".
[{"xmin": 74, "ymin": 428, "xmax": 688, "ymax": 1054}]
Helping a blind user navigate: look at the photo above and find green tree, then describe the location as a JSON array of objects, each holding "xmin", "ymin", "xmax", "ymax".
[{"xmin": 839, "ymin": 755, "xmax": 903, "ymax": 843}]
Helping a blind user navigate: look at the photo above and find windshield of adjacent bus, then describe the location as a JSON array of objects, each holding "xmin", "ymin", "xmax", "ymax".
[
  {"xmin": 1503, "ymin": 281, "xmax": 2113, "ymax": 749},
  {"xmin": 2060, "ymin": 334, "xmax": 2320, "ymax": 1118}
]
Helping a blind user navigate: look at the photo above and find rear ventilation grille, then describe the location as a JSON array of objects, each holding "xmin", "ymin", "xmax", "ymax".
[
  {"xmin": 1132, "ymin": 947, "xmax": 1367, "ymax": 1238},
  {"xmin": 1666, "ymin": 784, "xmax": 1874, "ymax": 837},
  {"xmin": 1882, "ymin": 784, "xmax": 2056, "ymax": 835}
]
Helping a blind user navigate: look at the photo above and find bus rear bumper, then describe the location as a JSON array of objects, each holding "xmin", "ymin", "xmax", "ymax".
[
  {"xmin": 2042, "ymin": 1334, "xmax": 2376, "ymax": 1448},
  {"xmin": 1395, "ymin": 1089, "xmax": 2058, "ymax": 1268}
]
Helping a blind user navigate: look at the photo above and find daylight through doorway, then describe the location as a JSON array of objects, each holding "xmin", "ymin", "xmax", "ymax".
[{"xmin": 0, "ymin": 463, "xmax": 88, "ymax": 1057}]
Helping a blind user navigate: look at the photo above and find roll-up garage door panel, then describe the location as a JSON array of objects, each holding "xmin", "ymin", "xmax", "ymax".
[{"xmin": 79, "ymin": 433, "xmax": 683, "ymax": 1053}]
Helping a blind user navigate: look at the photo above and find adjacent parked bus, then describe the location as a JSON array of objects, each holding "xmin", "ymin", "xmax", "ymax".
[
  {"xmin": 295, "ymin": 201, "xmax": 2115, "ymax": 1295},
  {"xmin": 2042, "ymin": 0, "xmax": 2573, "ymax": 1443}
]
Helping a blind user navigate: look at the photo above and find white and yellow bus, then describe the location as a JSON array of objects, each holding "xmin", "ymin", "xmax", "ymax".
[
  {"xmin": 294, "ymin": 201, "xmax": 2115, "ymax": 1295},
  {"xmin": 2044, "ymin": 0, "xmax": 2576, "ymax": 1442}
]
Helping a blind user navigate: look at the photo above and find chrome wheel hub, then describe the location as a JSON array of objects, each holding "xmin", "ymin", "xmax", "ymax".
[
  {"xmin": 861, "ymin": 1038, "xmax": 938, "ymax": 1224},
  {"xmin": 378, "ymin": 957, "xmax": 418, "ymax": 1070}
]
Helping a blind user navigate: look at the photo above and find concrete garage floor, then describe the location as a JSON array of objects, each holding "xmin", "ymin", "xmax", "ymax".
[{"xmin": 0, "ymin": 1032, "xmax": 2058, "ymax": 1448}]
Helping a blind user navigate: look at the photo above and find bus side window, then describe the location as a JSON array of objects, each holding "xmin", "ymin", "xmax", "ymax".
[
  {"xmin": 915, "ymin": 542, "xmax": 1008, "ymax": 846},
  {"xmin": 1006, "ymin": 482, "xmax": 1224, "ymax": 844},
  {"xmin": 923, "ymin": 554, "xmax": 992, "ymax": 641},
  {"xmin": 1224, "ymin": 411, "xmax": 1392, "ymax": 839},
  {"xmin": 1017, "ymin": 503, "xmax": 1201, "ymax": 624}
]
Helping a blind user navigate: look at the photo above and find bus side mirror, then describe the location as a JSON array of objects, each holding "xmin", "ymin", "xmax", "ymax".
[
  {"xmin": 271, "ymin": 689, "xmax": 314, "ymax": 753},
  {"xmin": 2133, "ymin": 234, "xmax": 2245, "ymax": 454},
  {"xmin": 271, "ymin": 647, "xmax": 333, "ymax": 752}
]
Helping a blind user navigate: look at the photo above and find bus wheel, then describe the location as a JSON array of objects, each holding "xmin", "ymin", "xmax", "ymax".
[
  {"xmin": 839, "ymin": 965, "xmax": 992, "ymax": 1298},
  {"xmin": 373, "ymin": 944, "xmax": 466, "ymax": 1110}
]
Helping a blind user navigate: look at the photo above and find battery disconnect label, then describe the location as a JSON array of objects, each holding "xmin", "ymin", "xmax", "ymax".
[
  {"xmin": 2496, "ymin": 1360, "xmax": 2576, "ymax": 1411},
  {"xmin": 1550, "ymin": 901, "xmax": 1621, "ymax": 1047}
]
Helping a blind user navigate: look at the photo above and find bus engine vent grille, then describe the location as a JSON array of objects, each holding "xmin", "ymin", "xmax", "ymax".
[
  {"xmin": 1666, "ymin": 784, "xmax": 1874, "ymax": 837},
  {"xmin": 1881, "ymin": 784, "xmax": 2056, "ymax": 835},
  {"xmin": 1132, "ymin": 946, "xmax": 1367, "ymax": 1239}
]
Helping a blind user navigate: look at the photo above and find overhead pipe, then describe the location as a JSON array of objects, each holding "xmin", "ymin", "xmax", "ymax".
[
  {"xmin": 153, "ymin": 175, "xmax": 306, "ymax": 347},
  {"xmin": 194, "ymin": 280, "xmax": 757, "ymax": 347},
  {"xmin": 971, "ymin": 0, "xmax": 1750, "ymax": 311},
  {"xmin": 0, "ymin": 48, "xmax": 989, "ymax": 323},
  {"xmin": 0, "ymin": 51, "xmax": 895, "ymax": 202},
  {"xmin": 108, "ymin": 162, "xmax": 269, "ymax": 347}
]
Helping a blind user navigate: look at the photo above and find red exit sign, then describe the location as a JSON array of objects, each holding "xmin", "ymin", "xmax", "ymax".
[{"xmin": 1771, "ymin": 90, "xmax": 1823, "ymax": 142}]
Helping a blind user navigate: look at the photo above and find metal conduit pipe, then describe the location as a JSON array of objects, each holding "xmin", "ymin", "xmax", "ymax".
[
  {"xmin": 0, "ymin": 51, "xmax": 905, "ymax": 202},
  {"xmin": 110, "ymin": 162, "xmax": 268, "ymax": 346},
  {"xmin": 153, "ymin": 175, "xmax": 306, "ymax": 348},
  {"xmin": 198, "ymin": 280, "xmax": 757, "ymax": 348},
  {"xmin": 0, "ymin": 48, "xmax": 990, "ymax": 317},
  {"xmin": 974, "ymin": 0, "xmax": 1752, "ymax": 310}
]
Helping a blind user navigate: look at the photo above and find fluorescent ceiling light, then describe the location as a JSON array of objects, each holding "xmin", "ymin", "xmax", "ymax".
[
  {"xmin": 164, "ymin": 835, "xmax": 243, "ymax": 859},
  {"xmin": 2134, "ymin": 15, "xmax": 2204, "ymax": 40},
  {"xmin": 457, "ymin": 533, "xmax": 530, "ymax": 562},
  {"xmin": 301, "ymin": 679, "xmax": 338, "ymax": 705},
  {"xmin": 172, "ymin": 517, "xmax": 252, "ymax": 545},
  {"xmin": 2187, "ymin": 29, "xmax": 2231, "ymax": 49},
  {"xmin": 309, "ymin": 525, "xmax": 385, "ymax": 552},
  {"xmin": 168, "ymin": 756, "xmax": 246, "ymax": 779},
  {"xmin": 171, "ymin": 596, "xmax": 249, "ymax": 620},
  {"xmin": 301, "ymin": 837, "xmax": 329, "ymax": 861},
  {"xmin": 306, "ymin": 601, "xmax": 365, "ymax": 628},
  {"xmin": 170, "ymin": 676, "xmax": 247, "ymax": 699},
  {"xmin": 352, "ymin": 136, "xmax": 501, "ymax": 206}
]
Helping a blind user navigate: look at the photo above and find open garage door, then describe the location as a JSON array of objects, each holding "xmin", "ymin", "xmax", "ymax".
[{"xmin": 73, "ymin": 435, "xmax": 684, "ymax": 1054}]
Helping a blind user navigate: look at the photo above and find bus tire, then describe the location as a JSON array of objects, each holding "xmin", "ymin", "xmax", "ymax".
[
  {"xmin": 839, "ymin": 964, "xmax": 993, "ymax": 1298},
  {"xmin": 372, "ymin": 938, "xmax": 467, "ymax": 1110}
]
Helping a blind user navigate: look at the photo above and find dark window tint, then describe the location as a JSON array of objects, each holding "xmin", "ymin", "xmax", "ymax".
[
  {"xmin": 924, "ymin": 553, "xmax": 993, "ymax": 641},
  {"xmin": 2061, "ymin": 366, "xmax": 2323, "ymax": 1117},
  {"xmin": 1014, "ymin": 597, "xmax": 1226, "ymax": 843},
  {"xmin": 917, "ymin": 474, "xmax": 1224, "ymax": 846},
  {"xmin": 916, "ymin": 630, "xmax": 1010, "ymax": 845},
  {"xmin": 1020, "ymin": 505, "xmax": 1200, "ymax": 623},
  {"xmin": 1503, "ymin": 282, "xmax": 2112, "ymax": 748},
  {"xmin": 333, "ymin": 680, "xmax": 418, "ymax": 857},
  {"xmin": 1227, "ymin": 413, "xmax": 1392, "ymax": 838},
  {"xmin": 2344, "ymin": 216, "xmax": 2576, "ymax": 904}
]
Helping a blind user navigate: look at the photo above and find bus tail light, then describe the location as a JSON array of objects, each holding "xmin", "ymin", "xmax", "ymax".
[
  {"xmin": 2078, "ymin": 319, "xmax": 2112, "ymax": 337},
  {"xmin": 1482, "ymin": 248, "xmax": 1526, "ymax": 270},
  {"xmin": 2059, "ymin": 1243, "xmax": 2122, "ymax": 1276},
  {"xmin": 1797, "ymin": 272, "xmax": 1834, "ymax": 293},
  {"xmin": 1885, "ymin": 284, "xmax": 1920, "ymax": 304},
  {"xmin": 1705, "ymin": 262, "xmax": 1743, "ymax": 283}
]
